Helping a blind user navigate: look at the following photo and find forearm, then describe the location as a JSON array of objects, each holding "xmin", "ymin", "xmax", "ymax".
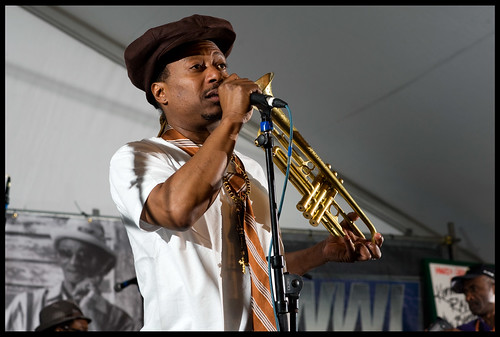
[
  {"xmin": 285, "ymin": 240, "xmax": 329, "ymax": 276},
  {"xmin": 285, "ymin": 229, "xmax": 384, "ymax": 275},
  {"xmin": 142, "ymin": 118, "xmax": 243, "ymax": 230}
]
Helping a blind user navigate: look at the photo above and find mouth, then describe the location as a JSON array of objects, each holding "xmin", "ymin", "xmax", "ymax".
[{"xmin": 204, "ymin": 88, "xmax": 220, "ymax": 103}]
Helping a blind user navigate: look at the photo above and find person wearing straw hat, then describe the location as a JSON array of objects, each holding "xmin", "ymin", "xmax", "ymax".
[
  {"xmin": 5, "ymin": 218, "xmax": 138, "ymax": 331},
  {"xmin": 35, "ymin": 300, "xmax": 91, "ymax": 332}
]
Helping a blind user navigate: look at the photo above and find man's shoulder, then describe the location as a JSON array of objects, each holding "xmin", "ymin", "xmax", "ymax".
[
  {"xmin": 456, "ymin": 318, "xmax": 493, "ymax": 332},
  {"xmin": 111, "ymin": 137, "xmax": 181, "ymax": 160},
  {"xmin": 456, "ymin": 319, "xmax": 477, "ymax": 331}
]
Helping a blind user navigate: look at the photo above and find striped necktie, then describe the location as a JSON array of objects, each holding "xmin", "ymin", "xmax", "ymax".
[{"xmin": 161, "ymin": 125, "xmax": 277, "ymax": 331}]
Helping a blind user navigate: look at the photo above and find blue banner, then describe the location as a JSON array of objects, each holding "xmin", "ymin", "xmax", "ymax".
[{"xmin": 297, "ymin": 278, "xmax": 421, "ymax": 331}]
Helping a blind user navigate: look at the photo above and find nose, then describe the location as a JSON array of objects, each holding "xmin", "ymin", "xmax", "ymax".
[
  {"xmin": 206, "ymin": 64, "xmax": 225, "ymax": 84},
  {"xmin": 68, "ymin": 252, "xmax": 80, "ymax": 265},
  {"xmin": 464, "ymin": 290, "xmax": 474, "ymax": 302}
]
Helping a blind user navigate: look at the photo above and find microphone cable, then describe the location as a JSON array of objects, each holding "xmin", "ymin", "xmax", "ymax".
[{"xmin": 278, "ymin": 104, "xmax": 293, "ymax": 219}]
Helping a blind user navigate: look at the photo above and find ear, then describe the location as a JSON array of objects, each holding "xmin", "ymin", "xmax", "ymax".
[{"xmin": 151, "ymin": 82, "xmax": 168, "ymax": 105}]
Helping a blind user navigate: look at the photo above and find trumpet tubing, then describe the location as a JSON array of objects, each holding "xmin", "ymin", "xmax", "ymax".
[{"xmin": 254, "ymin": 73, "xmax": 377, "ymax": 240}]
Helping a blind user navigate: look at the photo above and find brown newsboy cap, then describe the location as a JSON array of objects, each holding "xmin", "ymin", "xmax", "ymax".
[{"xmin": 124, "ymin": 14, "xmax": 236, "ymax": 107}]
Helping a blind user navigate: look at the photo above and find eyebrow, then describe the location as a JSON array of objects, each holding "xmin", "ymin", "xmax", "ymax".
[
  {"xmin": 212, "ymin": 50, "xmax": 225, "ymax": 58},
  {"xmin": 183, "ymin": 50, "xmax": 225, "ymax": 59}
]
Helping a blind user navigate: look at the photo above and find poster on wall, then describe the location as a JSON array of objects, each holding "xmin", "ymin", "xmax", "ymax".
[
  {"xmin": 5, "ymin": 210, "xmax": 142, "ymax": 331},
  {"xmin": 424, "ymin": 258, "xmax": 475, "ymax": 328}
]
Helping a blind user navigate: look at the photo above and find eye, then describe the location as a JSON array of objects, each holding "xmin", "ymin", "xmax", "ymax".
[
  {"xmin": 217, "ymin": 62, "xmax": 227, "ymax": 71},
  {"xmin": 57, "ymin": 248, "xmax": 73, "ymax": 258},
  {"xmin": 191, "ymin": 63, "xmax": 204, "ymax": 70}
]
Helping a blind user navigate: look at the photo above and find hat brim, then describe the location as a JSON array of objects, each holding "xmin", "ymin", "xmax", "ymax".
[
  {"xmin": 451, "ymin": 274, "xmax": 482, "ymax": 293},
  {"xmin": 35, "ymin": 315, "xmax": 92, "ymax": 331}
]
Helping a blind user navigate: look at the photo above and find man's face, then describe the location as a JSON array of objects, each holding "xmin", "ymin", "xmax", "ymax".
[
  {"xmin": 462, "ymin": 275, "xmax": 495, "ymax": 316},
  {"xmin": 160, "ymin": 40, "xmax": 229, "ymax": 128},
  {"xmin": 56, "ymin": 238, "xmax": 99, "ymax": 284}
]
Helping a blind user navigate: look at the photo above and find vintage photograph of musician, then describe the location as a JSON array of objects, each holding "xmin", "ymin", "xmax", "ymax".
[{"xmin": 5, "ymin": 214, "xmax": 142, "ymax": 331}]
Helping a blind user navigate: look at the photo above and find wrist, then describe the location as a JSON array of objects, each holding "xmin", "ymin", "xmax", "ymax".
[
  {"xmin": 219, "ymin": 115, "xmax": 244, "ymax": 137},
  {"xmin": 318, "ymin": 239, "xmax": 331, "ymax": 265}
]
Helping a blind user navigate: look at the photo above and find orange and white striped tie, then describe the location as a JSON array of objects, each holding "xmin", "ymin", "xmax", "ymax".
[
  {"xmin": 242, "ymin": 195, "xmax": 278, "ymax": 331},
  {"xmin": 161, "ymin": 125, "xmax": 277, "ymax": 331}
]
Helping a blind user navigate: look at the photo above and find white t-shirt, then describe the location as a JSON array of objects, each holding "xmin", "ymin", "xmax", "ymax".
[{"xmin": 109, "ymin": 137, "xmax": 275, "ymax": 331}]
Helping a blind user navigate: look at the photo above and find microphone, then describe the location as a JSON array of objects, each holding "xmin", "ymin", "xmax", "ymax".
[
  {"xmin": 250, "ymin": 92, "xmax": 288, "ymax": 109},
  {"xmin": 426, "ymin": 317, "xmax": 453, "ymax": 331},
  {"xmin": 114, "ymin": 277, "xmax": 138, "ymax": 292},
  {"xmin": 5, "ymin": 175, "xmax": 11, "ymax": 210}
]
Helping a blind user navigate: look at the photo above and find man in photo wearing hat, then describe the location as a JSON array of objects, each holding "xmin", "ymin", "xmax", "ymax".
[
  {"xmin": 5, "ymin": 219, "xmax": 138, "ymax": 331},
  {"xmin": 109, "ymin": 14, "xmax": 384, "ymax": 331},
  {"xmin": 35, "ymin": 300, "xmax": 91, "ymax": 332},
  {"xmin": 448, "ymin": 264, "xmax": 495, "ymax": 331}
]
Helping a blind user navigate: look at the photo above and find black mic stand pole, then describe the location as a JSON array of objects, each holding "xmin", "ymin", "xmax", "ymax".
[{"xmin": 255, "ymin": 105, "xmax": 303, "ymax": 331}]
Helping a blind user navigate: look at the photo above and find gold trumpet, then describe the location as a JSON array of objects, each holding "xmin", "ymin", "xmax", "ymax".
[{"xmin": 254, "ymin": 72, "xmax": 377, "ymax": 241}]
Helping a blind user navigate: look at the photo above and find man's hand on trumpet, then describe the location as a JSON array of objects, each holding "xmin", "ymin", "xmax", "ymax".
[
  {"xmin": 285, "ymin": 212, "xmax": 384, "ymax": 276},
  {"xmin": 322, "ymin": 212, "xmax": 384, "ymax": 263}
]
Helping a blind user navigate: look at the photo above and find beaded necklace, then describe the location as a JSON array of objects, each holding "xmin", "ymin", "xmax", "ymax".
[{"xmin": 222, "ymin": 154, "xmax": 251, "ymax": 273}]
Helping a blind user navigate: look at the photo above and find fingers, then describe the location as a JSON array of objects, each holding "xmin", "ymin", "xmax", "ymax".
[
  {"xmin": 347, "ymin": 212, "xmax": 359, "ymax": 222},
  {"xmin": 340, "ymin": 212, "xmax": 383, "ymax": 261},
  {"xmin": 363, "ymin": 232, "xmax": 383, "ymax": 260},
  {"xmin": 218, "ymin": 73, "xmax": 260, "ymax": 118},
  {"xmin": 222, "ymin": 73, "xmax": 260, "ymax": 93},
  {"xmin": 373, "ymin": 232, "xmax": 384, "ymax": 247},
  {"xmin": 339, "ymin": 212, "xmax": 359, "ymax": 235},
  {"xmin": 340, "ymin": 212, "xmax": 359, "ymax": 225},
  {"xmin": 344, "ymin": 230, "xmax": 383, "ymax": 261},
  {"xmin": 354, "ymin": 243, "xmax": 372, "ymax": 261},
  {"xmin": 366, "ymin": 242, "xmax": 382, "ymax": 260},
  {"xmin": 351, "ymin": 241, "xmax": 381, "ymax": 261},
  {"xmin": 342, "ymin": 234, "xmax": 356, "ymax": 262}
]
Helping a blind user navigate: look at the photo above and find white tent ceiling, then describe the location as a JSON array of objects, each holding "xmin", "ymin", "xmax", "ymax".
[{"xmin": 5, "ymin": 6, "xmax": 494, "ymax": 264}]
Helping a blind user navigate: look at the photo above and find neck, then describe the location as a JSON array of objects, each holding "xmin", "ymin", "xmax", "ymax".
[
  {"xmin": 482, "ymin": 311, "xmax": 495, "ymax": 329},
  {"xmin": 61, "ymin": 280, "xmax": 76, "ymax": 299},
  {"xmin": 162, "ymin": 121, "xmax": 219, "ymax": 144}
]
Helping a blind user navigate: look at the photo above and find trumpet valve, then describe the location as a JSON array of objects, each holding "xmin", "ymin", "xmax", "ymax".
[
  {"xmin": 302, "ymin": 186, "xmax": 328, "ymax": 222},
  {"xmin": 309, "ymin": 189, "xmax": 337, "ymax": 227},
  {"xmin": 296, "ymin": 175, "xmax": 322, "ymax": 212}
]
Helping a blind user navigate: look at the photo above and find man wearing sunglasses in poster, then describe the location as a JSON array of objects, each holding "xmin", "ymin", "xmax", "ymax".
[{"xmin": 5, "ymin": 219, "xmax": 139, "ymax": 331}]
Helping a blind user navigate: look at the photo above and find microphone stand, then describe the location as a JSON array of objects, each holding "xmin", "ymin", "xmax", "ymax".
[{"xmin": 255, "ymin": 105, "xmax": 303, "ymax": 332}]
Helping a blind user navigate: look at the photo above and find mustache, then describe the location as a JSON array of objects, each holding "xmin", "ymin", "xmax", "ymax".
[{"xmin": 203, "ymin": 81, "xmax": 223, "ymax": 98}]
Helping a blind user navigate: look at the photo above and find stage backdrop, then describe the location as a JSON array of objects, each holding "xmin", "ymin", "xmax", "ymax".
[{"xmin": 6, "ymin": 209, "xmax": 424, "ymax": 331}]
